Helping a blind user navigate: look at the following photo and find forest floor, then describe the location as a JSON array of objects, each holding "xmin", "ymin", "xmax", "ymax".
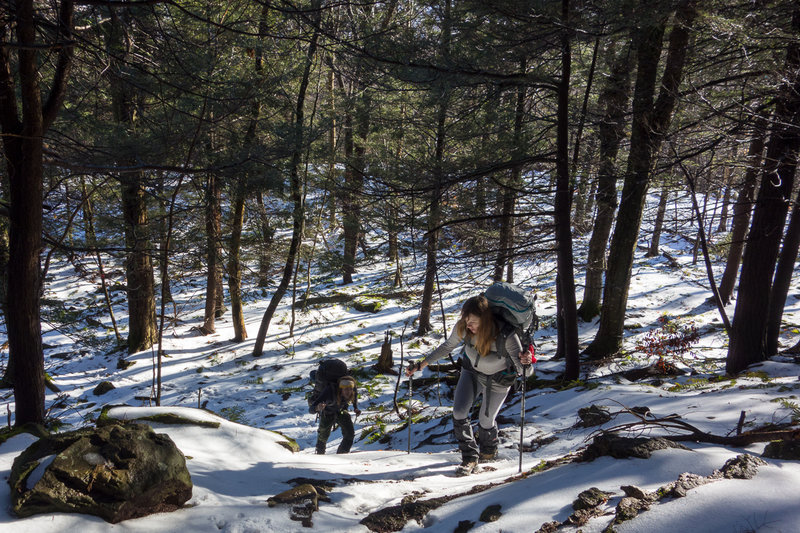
[{"xmin": 2, "ymin": 224, "xmax": 800, "ymax": 532}]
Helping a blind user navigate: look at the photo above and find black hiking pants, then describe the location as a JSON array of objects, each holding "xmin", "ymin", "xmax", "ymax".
[{"xmin": 316, "ymin": 409, "xmax": 354, "ymax": 454}]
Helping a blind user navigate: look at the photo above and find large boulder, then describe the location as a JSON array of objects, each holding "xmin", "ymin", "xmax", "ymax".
[{"xmin": 9, "ymin": 421, "xmax": 192, "ymax": 523}]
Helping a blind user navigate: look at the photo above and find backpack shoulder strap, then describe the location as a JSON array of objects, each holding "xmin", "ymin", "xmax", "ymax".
[{"xmin": 494, "ymin": 319, "xmax": 521, "ymax": 374}]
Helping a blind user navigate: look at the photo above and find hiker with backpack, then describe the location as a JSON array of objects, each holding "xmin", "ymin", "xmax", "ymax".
[
  {"xmin": 308, "ymin": 360, "xmax": 361, "ymax": 454},
  {"xmin": 406, "ymin": 291, "xmax": 534, "ymax": 476}
]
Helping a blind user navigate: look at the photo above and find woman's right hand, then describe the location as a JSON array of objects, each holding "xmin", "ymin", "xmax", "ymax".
[{"xmin": 405, "ymin": 361, "xmax": 422, "ymax": 377}]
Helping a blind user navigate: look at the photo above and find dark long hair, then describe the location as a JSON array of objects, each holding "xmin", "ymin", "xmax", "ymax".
[{"xmin": 455, "ymin": 295, "xmax": 498, "ymax": 356}]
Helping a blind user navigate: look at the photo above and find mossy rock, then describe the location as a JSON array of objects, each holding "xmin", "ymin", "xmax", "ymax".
[
  {"xmin": 131, "ymin": 413, "xmax": 221, "ymax": 428},
  {"xmin": 10, "ymin": 421, "xmax": 192, "ymax": 523},
  {"xmin": 582, "ymin": 433, "xmax": 689, "ymax": 461},
  {"xmin": 479, "ymin": 503, "xmax": 502, "ymax": 522},
  {"xmin": 353, "ymin": 298, "xmax": 383, "ymax": 313},
  {"xmin": 762, "ymin": 440, "xmax": 800, "ymax": 460},
  {"xmin": 267, "ymin": 430, "xmax": 300, "ymax": 453},
  {"xmin": 93, "ymin": 381, "xmax": 115, "ymax": 396}
]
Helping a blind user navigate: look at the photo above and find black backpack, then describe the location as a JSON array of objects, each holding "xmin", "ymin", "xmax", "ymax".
[
  {"xmin": 307, "ymin": 358, "xmax": 349, "ymax": 411},
  {"xmin": 484, "ymin": 281, "xmax": 538, "ymax": 372}
]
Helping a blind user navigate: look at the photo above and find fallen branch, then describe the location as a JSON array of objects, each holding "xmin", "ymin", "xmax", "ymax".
[{"xmin": 590, "ymin": 402, "xmax": 800, "ymax": 447}]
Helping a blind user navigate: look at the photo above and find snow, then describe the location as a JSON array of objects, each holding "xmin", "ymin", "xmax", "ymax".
[{"xmin": 2, "ymin": 211, "xmax": 800, "ymax": 532}]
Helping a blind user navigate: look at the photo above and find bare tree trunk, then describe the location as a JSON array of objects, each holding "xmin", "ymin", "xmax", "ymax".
[
  {"xmin": 200, "ymin": 171, "xmax": 221, "ymax": 335},
  {"xmin": 228, "ymin": 190, "xmax": 247, "ymax": 342},
  {"xmin": 718, "ymin": 115, "xmax": 768, "ymax": 305},
  {"xmin": 556, "ymin": 0, "xmax": 579, "ymax": 380},
  {"xmin": 417, "ymin": 114, "xmax": 446, "ymax": 335},
  {"xmin": 417, "ymin": 0, "xmax": 451, "ymax": 336},
  {"xmin": 121, "ymin": 172, "xmax": 157, "ymax": 354},
  {"xmin": 727, "ymin": 8, "xmax": 800, "ymax": 374},
  {"xmin": 253, "ymin": 4, "xmax": 320, "ymax": 356},
  {"xmin": 585, "ymin": 0, "xmax": 698, "ymax": 358},
  {"xmin": 717, "ymin": 157, "xmax": 734, "ymax": 232},
  {"xmin": 494, "ymin": 66, "xmax": 526, "ymax": 283},
  {"xmin": 571, "ymin": 36, "xmax": 600, "ymax": 233},
  {"xmin": 647, "ymin": 182, "xmax": 670, "ymax": 257},
  {"xmin": 105, "ymin": 8, "xmax": 157, "ymax": 354},
  {"xmin": 255, "ymin": 193, "xmax": 275, "ymax": 288},
  {"xmin": 0, "ymin": 211, "xmax": 9, "ymax": 387},
  {"xmin": 765, "ymin": 190, "xmax": 800, "ymax": 355},
  {"xmin": 577, "ymin": 39, "xmax": 632, "ymax": 321},
  {"xmin": 0, "ymin": 0, "xmax": 74, "ymax": 424},
  {"xmin": 341, "ymin": 106, "xmax": 357, "ymax": 284}
]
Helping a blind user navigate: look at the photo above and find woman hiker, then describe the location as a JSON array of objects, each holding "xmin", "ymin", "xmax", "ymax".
[
  {"xmin": 406, "ymin": 294, "xmax": 533, "ymax": 475},
  {"xmin": 310, "ymin": 375, "xmax": 361, "ymax": 454}
]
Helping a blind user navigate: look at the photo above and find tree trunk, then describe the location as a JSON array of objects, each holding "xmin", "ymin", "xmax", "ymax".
[
  {"xmin": 493, "ymin": 175, "xmax": 515, "ymax": 282},
  {"xmin": 766, "ymin": 193, "xmax": 800, "ymax": 356},
  {"xmin": 585, "ymin": 0, "xmax": 698, "ymax": 358},
  {"xmin": 717, "ymin": 158, "xmax": 734, "ymax": 232},
  {"xmin": 0, "ymin": 0, "xmax": 74, "ymax": 424},
  {"xmin": 417, "ymin": 0, "xmax": 451, "ymax": 336},
  {"xmin": 341, "ymin": 108, "xmax": 357, "ymax": 284},
  {"xmin": 121, "ymin": 172, "xmax": 158, "ymax": 354},
  {"xmin": 577, "ymin": 39, "xmax": 633, "ymax": 321},
  {"xmin": 718, "ymin": 115, "xmax": 768, "ymax": 305},
  {"xmin": 727, "ymin": 8, "xmax": 800, "ymax": 374},
  {"xmin": 417, "ymin": 116, "xmax": 445, "ymax": 335},
  {"xmin": 252, "ymin": 4, "xmax": 320, "ymax": 356},
  {"xmin": 255, "ymin": 193, "xmax": 275, "ymax": 288},
  {"xmin": 105, "ymin": 8, "xmax": 156, "ymax": 354},
  {"xmin": 494, "ymin": 68, "xmax": 526, "ymax": 283},
  {"xmin": 647, "ymin": 182, "xmax": 669, "ymax": 257},
  {"xmin": 0, "ymin": 211, "xmax": 9, "ymax": 387},
  {"xmin": 228, "ymin": 190, "xmax": 248, "ymax": 342},
  {"xmin": 556, "ymin": 0, "xmax": 579, "ymax": 381},
  {"xmin": 200, "ymin": 171, "xmax": 221, "ymax": 335}
]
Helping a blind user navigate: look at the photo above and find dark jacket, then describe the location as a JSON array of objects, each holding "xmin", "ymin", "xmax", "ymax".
[{"xmin": 309, "ymin": 382, "xmax": 359, "ymax": 415}]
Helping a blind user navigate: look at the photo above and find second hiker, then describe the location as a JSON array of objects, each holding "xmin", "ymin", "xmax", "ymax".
[
  {"xmin": 310, "ymin": 374, "xmax": 361, "ymax": 454},
  {"xmin": 406, "ymin": 294, "xmax": 533, "ymax": 475}
]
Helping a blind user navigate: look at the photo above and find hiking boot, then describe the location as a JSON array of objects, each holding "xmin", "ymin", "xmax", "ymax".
[
  {"xmin": 478, "ymin": 450, "xmax": 498, "ymax": 463},
  {"xmin": 455, "ymin": 458, "xmax": 478, "ymax": 476}
]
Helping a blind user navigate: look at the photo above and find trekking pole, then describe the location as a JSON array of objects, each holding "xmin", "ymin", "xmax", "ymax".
[{"xmin": 519, "ymin": 364, "xmax": 528, "ymax": 474}]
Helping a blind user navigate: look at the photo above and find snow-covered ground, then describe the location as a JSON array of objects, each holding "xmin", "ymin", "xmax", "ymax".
[{"xmin": 2, "ymin": 220, "xmax": 800, "ymax": 532}]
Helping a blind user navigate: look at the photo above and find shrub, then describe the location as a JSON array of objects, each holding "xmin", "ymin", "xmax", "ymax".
[{"xmin": 635, "ymin": 315, "xmax": 700, "ymax": 370}]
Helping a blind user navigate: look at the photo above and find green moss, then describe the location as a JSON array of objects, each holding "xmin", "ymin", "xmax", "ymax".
[
  {"xmin": 266, "ymin": 430, "xmax": 300, "ymax": 453},
  {"xmin": 133, "ymin": 413, "xmax": 221, "ymax": 428}
]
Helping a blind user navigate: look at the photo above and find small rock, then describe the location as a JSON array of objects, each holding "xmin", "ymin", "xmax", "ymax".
[
  {"xmin": 720, "ymin": 453, "xmax": 767, "ymax": 479},
  {"xmin": 577, "ymin": 405, "xmax": 612, "ymax": 427},
  {"xmin": 573, "ymin": 487, "xmax": 609, "ymax": 510},
  {"xmin": 267, "ymin": 484, "xmax": 319, "ymax": 510},
  {"xmin": 615, "ymin": 496, "xmax": 649, "ymax": 523},
  {"xmin": 535, "ymin": 521, "xmax": 560, "ymax": 533},
  {"xmin": 567, "ymin": 507, "xmax": 602, "ymax": 526},
  {"xmin": 479, "ymin": 503, "xmax": 502, "ymax": 522},
  {"xmin": 621, "ymin": 485, "xmax": 651, "ymax": 500},
  {"xmin": 93, "ymin": 381, "xmax": 115, "ymax": 396},
  {"xmin": 664, "ymin": 472, "xmax": 708, "ymax": 498},
  {"xmin": 454, "ymin": 519, "xmax": 475, "ymax": 533}
]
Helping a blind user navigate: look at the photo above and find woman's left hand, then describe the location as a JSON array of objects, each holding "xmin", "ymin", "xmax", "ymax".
[{"xmin": 520, "ymin": 350, "xmax": 532, "ymax": 366}]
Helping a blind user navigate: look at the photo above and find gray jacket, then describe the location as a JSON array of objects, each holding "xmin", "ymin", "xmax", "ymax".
[{"xmin": 421, "ymin": 321, "xmax": 532, "ymax": 377}]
